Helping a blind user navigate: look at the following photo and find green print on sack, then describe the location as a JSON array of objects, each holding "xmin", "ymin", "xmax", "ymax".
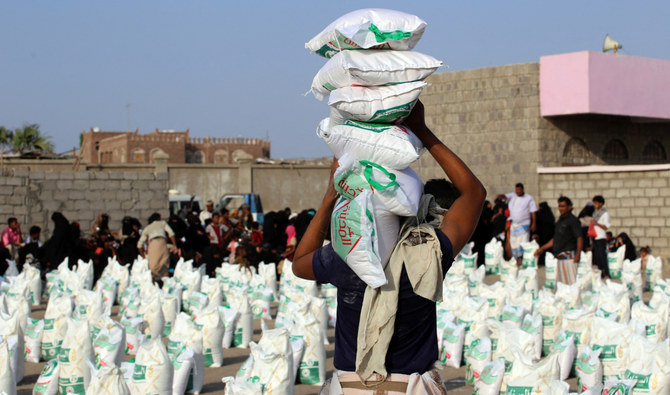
[
  {"xmin": 58, "ymin": 376, "xmax": 85, "ymax": 395},
  {"xmin": 336, "ymin": 160, "xmax": 398, "ymax": 200},
  {"xmin": 625, "ymin": 370, "xmax": 651, "ymax": 390},
  {"xmin": 507, "ymin": 386, "xmax": 534, "ymax": 395},
  {"xmin": 368, "ymin": 24, "xmax": 412, "ymax": 42},
  {"xmin": 300, "ymin": 360, "xmax": 321, "ymax": 385},
  {"xmin": 343, "ymin": 120, "xmax": 405, "ymax": 133},
  {"xmin": 368, "ymin": 101, "xmax": 415, "ymax": 123}
]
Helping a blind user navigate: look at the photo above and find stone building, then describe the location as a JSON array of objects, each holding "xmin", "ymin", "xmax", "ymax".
[
  {"xmin": 79, "ymin": 128, "xmax": 271, "ymax": 165},
  {"xmin": 416, "ymin": 50, "xmax": 670, "ymax": 256}
]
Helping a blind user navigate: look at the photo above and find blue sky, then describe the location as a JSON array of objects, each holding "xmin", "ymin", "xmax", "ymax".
[{"xmin": 2, "ymin": 2, "xmax": 668, "ymax": 159}]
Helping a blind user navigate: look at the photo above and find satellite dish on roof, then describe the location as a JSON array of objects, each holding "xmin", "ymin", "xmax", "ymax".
[{"xmin": 603, "ymin": 34, "xmax": 622, "ymax": 53}]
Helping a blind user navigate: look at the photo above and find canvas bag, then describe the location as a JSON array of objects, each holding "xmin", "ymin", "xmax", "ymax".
[
  {"xmin": 334, "ymin": 153, "xmax": 423, "ymax": 216},
  {"xmin": 305, "ymin": 8, "xmax": 426, "ymax": 58},
  {"xmin": 317, "ymin": 118, "xmax": 424, "ymax": 170}
]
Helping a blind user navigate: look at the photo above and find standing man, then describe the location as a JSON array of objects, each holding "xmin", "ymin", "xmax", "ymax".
[
  {"xmin": 199, "ymin": 200, "xmax": 215, "ymax": 225},
  {"xmin": 590, "ymin": 195, "xmax": 610, "ymax": 278},
  {"xmin": 1, "ymin": 217, "xmax": 23, "ymax": 261},
  {"xmin": 535, "ymin": 196, "xmax": 583, "ymax": 284},
  {"xmin": 498, "ymin": 183, "xmax": 537, "ymax": 264},
  {"xmin": 137, "ymin": 213, "xmax": 177, "ymax": 284},
  {"xmin": 292, "ymin": 101, "xmax": 485, "ymax": 392}
]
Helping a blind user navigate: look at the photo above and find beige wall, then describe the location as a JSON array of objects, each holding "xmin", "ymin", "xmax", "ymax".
[
  {"xmin": 418, "ymin": 63, "xmax": 543, "ymax": 198},
  {"xmin": 252, "ymin": 166, "xmax": 330, "ymax": 212},
  {"xmin": 538, "ymin": 166, "xmax": 670, "ymax": 258}
]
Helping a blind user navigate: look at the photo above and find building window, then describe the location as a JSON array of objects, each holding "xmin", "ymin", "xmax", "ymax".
[
  {"xmin": 642, "ymin": 140, "xmax": 667, "ymax": 162},
  {"xmin": 562, "ymin": 137, "xmax": 591, "ymax": 165},
  {"xmin": 132, "ymin": 148, "xmax": 145, "ymax": 163},
  {"xmin": 192, "ymin": 150, "xmax": 205, "ymax": 164},
  {"xmin": 214, "ymin": 149, "xmax": 228, "ymax": 164},
  {"xmin": 603, "ymin": 139, "xmax": 628, "ymax": 161}
]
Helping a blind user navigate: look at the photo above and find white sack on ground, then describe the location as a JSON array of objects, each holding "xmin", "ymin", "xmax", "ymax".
[
  {"xmin": 58, "ymin": 318, "xmax": 94, "ymax": 395},
  {"xmin": 130, "ymin": 338, "xmax": 173, "ymax": 395}
]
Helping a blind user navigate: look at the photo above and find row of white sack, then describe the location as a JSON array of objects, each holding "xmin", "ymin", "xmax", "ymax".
[
  {"xmin": 437, "ymin": 269, "xmax": 670, "ymax": 350},
  {"xmin": 466, "ymin": 333, "xmax": 668, "ymax": 395}
]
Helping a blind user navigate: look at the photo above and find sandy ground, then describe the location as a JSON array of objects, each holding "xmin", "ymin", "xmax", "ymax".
[{"xmin": 17, "ymin": 263, "xmax": 667, "ymax": 394}]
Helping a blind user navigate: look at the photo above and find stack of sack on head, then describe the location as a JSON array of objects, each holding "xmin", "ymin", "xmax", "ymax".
[
  {"xmin": 435, "ymin": 242, "xmax": 670, "ymax": 395},
  {"xmin": 307, "ymin": 8, "xmax": 442, "ymax": 288}
]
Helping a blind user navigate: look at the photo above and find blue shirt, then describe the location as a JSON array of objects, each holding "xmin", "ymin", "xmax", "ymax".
[{"xmin": 313, "ymin": 229, "xmax": 454, "ymax": 374}]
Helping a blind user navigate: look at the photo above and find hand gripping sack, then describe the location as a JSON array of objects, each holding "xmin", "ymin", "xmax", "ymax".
[
  {"xmin": 310, "ymin": 50, "xmax": 442, "ymax": 101},
  {"xmin": 328, "ymin": 81, "xmax": 427, "ymax": 125},
  {"xmin": 306, "ymin": 8, "xmax": 426, "ymax": 58},
  {"xmin": 317, "ymin": 118, "xmax": 424, "ymax": 170},
  {"xmin": 520, "ymin": 240, "xmax": 539, "ymax": 268},
  {"xmin": 331, "ymin": 193, "xmax": 399, "ymax": 289},
  {"xmin": 334, "ymin": 153, "xmax": 423, "ymax": 216},
  {"xmin": 58, "ymin": 318, "xmax": 94, "ymax": 395},
  {"xmin": 131, "ymin": 338, "xmax": 174, "ymax": 395}
]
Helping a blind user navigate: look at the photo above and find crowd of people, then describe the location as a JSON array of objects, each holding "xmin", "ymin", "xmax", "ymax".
[
  {"xmin": 467, "ymin": 183, "xmax": 647, "ymax": 283},
  {"xmin": 0, "ymin": 201, "xmax": 317, "ymax": 282}
]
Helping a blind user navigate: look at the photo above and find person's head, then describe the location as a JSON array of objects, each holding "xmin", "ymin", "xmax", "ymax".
[
  {"xmin": 148, "ymin": 212, "xmax": 161, "ymax": 224},
  {"xmin": 606, "ymin": 231, "xmax": 613, "ymax": 241},
  {"xmin": 557, "ymin": 196, "xmax": 573, "ymax": 217},
  {"xmin": 640, "ymin": 246, "xmax": 651, "ymax": 257},
  {"xmin": 211, "ymin": 212, "xmax": 220, "ymax": 224},
  {"xmin": 515, "ymin": 183, "xmax": 525, "ymax": 197},
  {"xmin": 250, "ymin": 221, "xmax": 259, "ymax": 230},
  {"xmin": 29, "ymin": 226, "xmax": 41, "ymax": 238},
  {"xmin": 206, "ymin": 200, "xmax": 214, "ymax": 212},
  {"xmin": 592, "ymin": 195, "xmax": 605, "ymax": 210},
  {"xmin": 424, "ymin": 179, "xmax": 461, "ymax": 210},
  {"xmin": 7, "ymin": 217, "xmax": 18, "ymax": 229},
  {"xmin": 284, "ymin": 207, "xmax": 291, "ymax": 216},
  {"xmin": 241, "ymin": 203, "xmax": 251, "ymax": 215}
]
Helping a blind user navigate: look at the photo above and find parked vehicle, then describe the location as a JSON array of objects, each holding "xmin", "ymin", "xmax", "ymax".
[
  {"xmin": 168, "ymin": 192, "xmax": 204, "ymax": 217},
  {"xmin": 215, "ymin": 193, "xmax": 264, "ymax": 224}
]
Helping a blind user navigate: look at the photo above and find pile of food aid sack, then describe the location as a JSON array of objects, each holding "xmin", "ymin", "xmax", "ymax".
[{"xmin": 308, "ymin": 8, "xmax": 442, "ymax": 289}]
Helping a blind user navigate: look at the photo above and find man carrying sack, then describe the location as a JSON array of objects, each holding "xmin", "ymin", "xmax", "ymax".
[{"xmin": 292, "ymin": 101, "xmax": 486, "ymax": 394}]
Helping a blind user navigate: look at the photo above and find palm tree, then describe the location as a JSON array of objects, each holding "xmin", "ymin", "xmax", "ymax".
[
  {"xmin": 0, "ymin": 126, "xmax": 13, "ymax": 166},
  {"xmin": 11, "ymin": 123, "xmax": 54, "ymax": 155}
]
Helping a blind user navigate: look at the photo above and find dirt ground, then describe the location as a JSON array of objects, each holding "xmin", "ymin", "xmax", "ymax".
[{"xmin": 17, "ymin": 263, "xmax": 666, "ymax": 394}]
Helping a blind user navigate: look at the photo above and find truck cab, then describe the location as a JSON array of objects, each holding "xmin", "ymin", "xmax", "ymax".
[{"xmin": 216, "ymin": 193, "xmax": 264, "ymax": 224}]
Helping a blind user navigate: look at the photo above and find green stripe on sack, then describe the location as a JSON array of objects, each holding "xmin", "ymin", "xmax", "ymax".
[{"xmin": 368, "ymin": 24, "xmax": 412, "ymax": 42}]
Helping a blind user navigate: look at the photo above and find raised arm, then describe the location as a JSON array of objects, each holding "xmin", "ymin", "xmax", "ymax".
[
  {"xmin": 404, "ymin": 100, "xmax": 487, "ymax": 254},
  {"xmin": 292, "ymin": 158, "xmax": 339, "ymax": 280}
]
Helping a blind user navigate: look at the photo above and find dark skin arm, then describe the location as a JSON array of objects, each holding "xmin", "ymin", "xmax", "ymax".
[{"xmin": 292, "ymin": 100, "xmax": 487, "ymax": 279}]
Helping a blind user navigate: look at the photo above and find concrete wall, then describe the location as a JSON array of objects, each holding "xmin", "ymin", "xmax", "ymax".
[
  {"xmin": 418, "ymin": 63, "xmax": 544, "ymax": 198},
  {"xmin": 537, "ymin": 165, "xmax": 670, "ymax": 258},
  {"xmin": 253, "ymin": 166, "xmax": 330, "ymax": 212},
  {"xmin": 0, "ymin": 167, "xmax": 168, "ymax": 239}
]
